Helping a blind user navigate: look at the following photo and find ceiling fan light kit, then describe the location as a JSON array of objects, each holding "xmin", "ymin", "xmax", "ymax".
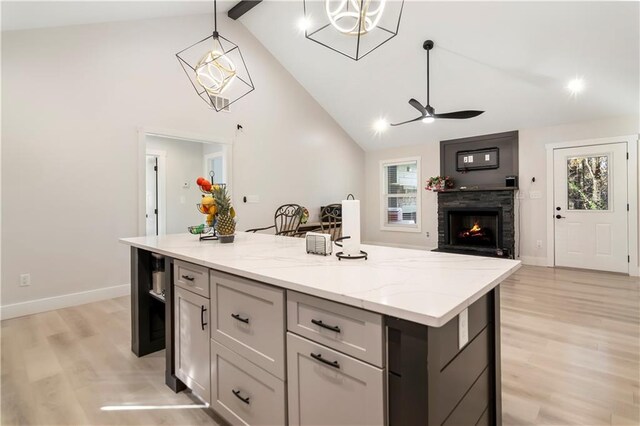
[
  {"xmin": 303, "ymin": 0, "xmax": 404, "ymax": 61},
  {"xmin": 390, "ymin": 39, "xmax": 485, "ymax": 126},
  {"xmin": 176, "ymin": 0, "xmax": 254, "ymax": 111}
]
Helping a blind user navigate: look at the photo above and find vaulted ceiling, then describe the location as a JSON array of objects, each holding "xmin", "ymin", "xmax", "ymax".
[
  {"xmin": 240, "ymin": 1, "xmax": 639, "ymax": 150},
  {"xmin": 3, "ymin": 1, "xmax": 638, "ymax": 151}
]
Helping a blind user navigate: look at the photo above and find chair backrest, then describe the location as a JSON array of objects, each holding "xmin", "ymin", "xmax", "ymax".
[
  {"xmin": 320, "ymin": 204, "xmax": 342, "ymax": 241},
  {"xmin": 274, "ymin": 204, "xmax": 303, "ymax": 236}
]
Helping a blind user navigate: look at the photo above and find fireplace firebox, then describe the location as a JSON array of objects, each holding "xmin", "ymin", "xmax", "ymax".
[{"xmin": 446, "ymin": 208, "xmax": 502, "ymax": 249}]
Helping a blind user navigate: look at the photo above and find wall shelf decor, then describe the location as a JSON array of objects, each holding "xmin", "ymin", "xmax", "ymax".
[{"xmin": 456, "ymin": 147, "xmax": 500, "ymax": 172}]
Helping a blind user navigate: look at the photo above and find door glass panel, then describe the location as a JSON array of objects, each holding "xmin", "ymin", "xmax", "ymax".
[{"xmin": 567, "ymin": 155, "xmax": 609, "ymax": 210}]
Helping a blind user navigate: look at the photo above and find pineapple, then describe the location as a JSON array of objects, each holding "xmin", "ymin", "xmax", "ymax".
[{"xmin": 212, "ymin": 185, "xmax": 235, "ymax": 236}]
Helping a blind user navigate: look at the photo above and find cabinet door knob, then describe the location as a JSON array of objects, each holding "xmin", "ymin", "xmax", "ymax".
[
  {"xmin": 311, "ymin": 319, "xmax": 341, "ymax": 333},
  {"xmin": 231, "ymin": 313, "xmax": 250, "ymax": 324},
  {"xmin": 310, "ymin": 352, "xmax": 340, "ymax": 369},
  {"xmin": 201, "ymin": 306, "xmax": 207, "ymax": 330},
  {"xmin": 232, "ymin": 389, "xmax": 251, "ymax": 404}
]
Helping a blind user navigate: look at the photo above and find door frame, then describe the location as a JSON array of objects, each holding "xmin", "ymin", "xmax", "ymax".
[
  {"xmin": 203, "ymin": 151, "xmax": 226, "ymax": 183},
  {"xmin": 137, "ymin": 127, "xmax": 233, "ymax": 237},
  {"xmin": 146, "ymin": 150, "xmax": 167, "ymax": 236},
  {"xmin": 545, "ymin": 135, "xmax": 639, "ymax": 276}
]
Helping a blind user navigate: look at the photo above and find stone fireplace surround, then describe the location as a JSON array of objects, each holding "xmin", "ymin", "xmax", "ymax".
[{"xmin": 437, "ymin": 188, "xmax": 516, "ymax": 258}]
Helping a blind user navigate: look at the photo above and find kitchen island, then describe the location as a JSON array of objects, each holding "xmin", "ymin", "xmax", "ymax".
[{"xmin": 121, "ymin": 232, "xmax": 520, "ymax": 426}]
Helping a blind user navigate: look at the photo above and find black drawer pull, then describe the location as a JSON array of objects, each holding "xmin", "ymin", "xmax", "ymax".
[
  {"xmin": 310, "ymin": 352, "xmax": 340, "ymax": 369},
  {"xmin": 201, "ymin": 306, "xmax": 207, "ymax": 330},
  {"xmin": 232, "ymin": 389, "xmax": 250, "ymax": 404},
  {"xmin": 231, "ymin": 313, "xmax": 250, "ymax": 324},
  {"xmin": 181, "ymin": 275, "xmax": 195, "ymax": 282},
  {"xmin": 311, "ymin": 319, "xmax": 341, "ymax": 333}
]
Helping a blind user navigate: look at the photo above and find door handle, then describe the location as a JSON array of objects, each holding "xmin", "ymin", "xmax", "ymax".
[
  {"xmin": 310, "ymin": 352, "xmax": 340, "ymax": 369},
  {"xmin": 181, "ymin": 275, "xmax": 195, "ymax": 282},
  {"xmin": 311, "ymin": 319, "xmax": 341, "ymax": 333},
  {"xmin": 201, "ymin": 306, "xmax": 207, "ymax": 330},
  {"xmin": 555, "ymin": 215, "xmax": 565, "ymax": 219},
  {"xmin": 231, "ymin": 313, "xmax": 250, "ymax": 324},
  {"xmin": 232, "ymin": 389, "xmax": 251, "ymax": 405}
]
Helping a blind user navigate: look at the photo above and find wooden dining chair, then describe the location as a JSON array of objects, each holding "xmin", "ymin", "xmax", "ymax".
[
  {"xmin": 319, "ymin": 204, "xmax": 342, "ymax": 241},
  {"xmin": 246, "ymin": 204, "xmax": 304, "ymax": 237}
]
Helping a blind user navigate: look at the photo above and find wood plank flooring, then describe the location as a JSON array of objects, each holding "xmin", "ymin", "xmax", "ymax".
[{"xmin": 1, "ymin": 265, "xmax": 638, "ymax": 425}]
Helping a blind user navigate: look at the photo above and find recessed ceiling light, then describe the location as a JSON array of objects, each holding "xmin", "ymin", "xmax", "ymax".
[
  {"xmin": 566, "ymin": 77, "xmax": 585, "ymax": 95},
  {"xmin": 373, "ymin": 118, "xmax": 389, "ymax": 133},
  {"xmin": 297, "ymin": 17, "xmax": 311, "ymax": 32},
  {"xmin": 422, "ymin": 116, "xmax": 435, "ymax": 124}
]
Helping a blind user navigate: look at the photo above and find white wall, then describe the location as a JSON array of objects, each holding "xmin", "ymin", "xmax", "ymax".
[
  {"xmin": 1, "ymin": 13, "xmax": 364, "ymax": 313},
  {"xmin": 363, "ymin": 115, "xmax": 639, "ymax": 263},
  {"xmin": 146, "ymin": 135, "xmax": 206, "ymax": 234}
]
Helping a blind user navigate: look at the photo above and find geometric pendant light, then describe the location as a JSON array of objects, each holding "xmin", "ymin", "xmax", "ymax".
[
  {"xmin": 302, "ymin": 0, "xmax": 405, "ymax": 61},
  {"xmin": 176, "ymin": 0, "xmax": 254, "ymax": 111}
]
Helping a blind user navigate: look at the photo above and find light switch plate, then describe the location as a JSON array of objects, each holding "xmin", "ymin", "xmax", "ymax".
[
  {"xmin": 458, "ymin": 308, "xmax": 469, "ymax": 349},
  {"xmin": 529, "ymin": 190, "xmax": 542, "ymax": 199},
  {"xmin": 246, "ymin": 195, "xmax": 259, "ymax": 203}
]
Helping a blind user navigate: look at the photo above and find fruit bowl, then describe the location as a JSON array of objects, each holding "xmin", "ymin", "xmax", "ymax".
[{"xmin": 188, "ymin": 225, "xmax": 213, "ymax": 235}]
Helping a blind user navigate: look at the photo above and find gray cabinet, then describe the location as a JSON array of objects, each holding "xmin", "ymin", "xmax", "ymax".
[
  {"xmin": 287, "ymin": 333, "xmax": 385, "ymax": 426},
  {"xmin": 174, "ymin": 286, "xmax": 210, "ymax": 404},
  {"xmin": 210, "ymin": 339, "xmax": 286, "ymax": 426},
  {"xmin": 210, "ymin": 271, "xmax": 286, "ymax": 379},
  {"xmin": 175, "ymin": 259, "xmax": 210, "ymax": 298}
]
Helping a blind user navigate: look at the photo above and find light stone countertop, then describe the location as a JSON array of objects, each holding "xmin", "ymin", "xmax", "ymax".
[{"xmin": 120, "ymin": 232, "xmax": 521, "ymax": 327}]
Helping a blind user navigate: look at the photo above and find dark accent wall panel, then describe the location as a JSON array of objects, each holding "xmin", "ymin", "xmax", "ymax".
[{"xmin": 441, "ymin": 131, "xmax": 518, "ymax": 188}]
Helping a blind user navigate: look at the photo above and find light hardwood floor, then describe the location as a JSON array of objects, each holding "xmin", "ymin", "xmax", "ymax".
[{"xmin": 1, "ymin": 265, "xmax": 638, "ymax": 425}]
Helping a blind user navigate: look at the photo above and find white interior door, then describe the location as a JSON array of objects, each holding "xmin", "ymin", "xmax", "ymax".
[
  {"xmin": 553, "ymin": 142, "xmax": 628, "ymax": 273},
  {"xmin": 145, "ymin": 155, "xmax": 158, "ymax": 236}
]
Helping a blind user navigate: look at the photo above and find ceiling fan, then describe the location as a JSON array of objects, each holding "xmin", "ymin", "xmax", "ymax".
[{"xmin": 391, "ymin": 40, "xmax": 484, "ymax": 126}]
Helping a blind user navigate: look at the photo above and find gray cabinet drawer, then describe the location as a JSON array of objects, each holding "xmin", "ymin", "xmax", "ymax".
[
  {"xmin": 174, "ymin": 260, "xmax": 209, "ymax": 298},
  {"xmin": 211, "ymin": 339, "xmax": 286, "ymax": 426},
  {"xmin": 287, "ymin": 291, "xmax": 384, "ymax": 367},
  {"xmin": 210, "ymin": 271, "xmax": 285, "ymax": 379},
  {"xmin": 287, "ymin": 333, "xmax": 385, "ymax": 426}
]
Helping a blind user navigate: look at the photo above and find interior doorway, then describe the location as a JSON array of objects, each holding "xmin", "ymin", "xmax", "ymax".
[
  {"xmin": 137, "ymin": 129, "xmax": 232, "ymax": 237},
  {"xmin": 552, "ymin": 142, "xmax": 629, "ymax": 273}
]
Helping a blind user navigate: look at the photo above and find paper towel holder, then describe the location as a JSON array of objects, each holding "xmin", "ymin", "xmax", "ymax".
[{"xmin": 334, "ymin": 236, "xmax": 368, "ymax": 261}]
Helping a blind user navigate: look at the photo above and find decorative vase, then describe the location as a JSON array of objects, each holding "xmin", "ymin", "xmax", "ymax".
[{"xmin": 219, "ymin": 234, "xmax": 235, "ymax": 244}]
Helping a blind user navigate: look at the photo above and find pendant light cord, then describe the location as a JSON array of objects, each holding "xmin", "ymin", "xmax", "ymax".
[{"xmin": 213, "ymin": 0, "xmax": 218, "ymax": 35}]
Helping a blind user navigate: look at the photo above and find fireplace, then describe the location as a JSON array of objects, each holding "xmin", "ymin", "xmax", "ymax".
[
  {"xmin": 445, "ymin": 208, "xmax": 502, "ymax": 249},
  {"xmin": 437, "ymin": 190, "xmax": 515, "ymax": 258}
]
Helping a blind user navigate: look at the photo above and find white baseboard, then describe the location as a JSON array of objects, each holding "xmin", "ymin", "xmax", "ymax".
[
  {"xmin": 519, "ymin": 256, "xmax": 550, "ymax": 267},
  {"xmin": 0, "ymin": 284, "xmax": 130, "ymax": 320}
]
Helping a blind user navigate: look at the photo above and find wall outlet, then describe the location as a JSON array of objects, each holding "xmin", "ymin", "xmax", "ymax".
[
  {"xmin": 529, "ymin": 190, "xmax": 542, "ymax": 199},
  {"xmin": 246, "ymin": 195, "xmax": 259, "ymax": 203},
  {"xmin": 536, "ymin": 240, "xmax": 543, "ymax": 248},
  {"xmin": 20, "ymin": 273, "xmax": 31, "ymax": 287},
  {"xmin": 426, "ymin": 231, "xmax": 430, "ymax": 238},
  {"xmin": 458, "ymin": 308, "xmax": 469, "ymax": 349}
]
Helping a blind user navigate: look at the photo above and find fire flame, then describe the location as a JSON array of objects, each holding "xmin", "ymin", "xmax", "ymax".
[{"xmin": 469, "ymin": 223, "xmax": 482, "ymax": 233}]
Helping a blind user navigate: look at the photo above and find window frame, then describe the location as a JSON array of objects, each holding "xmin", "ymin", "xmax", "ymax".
[{"xmin": 379, "ymin": 157, "xmax": 422, "ymax": 233}]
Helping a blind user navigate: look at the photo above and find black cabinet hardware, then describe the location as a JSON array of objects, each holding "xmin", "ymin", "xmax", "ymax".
[
  {"xmin": 555, "ymin": 215, "xmax": 565, "ymax": 219},
  {"xmin": 310, "ymin": 352, "xmax": 340, "ymax": 369},
  {"xmin": 232, "ymin": 389, "xmax": 251, "ymax": 404},
  {"xmin": 311, "ymin": 319, "xmax": 341, "ymax": 333},
  {"xmin": 556, "ymin": 206, "xmax": 561, "ymax": 211},
  {"xmin": 201, "ymin": 306, "xmax": 207, "ymax": 330},
  {"xmin": 231, "ymin": 313, "xmax": 250, "ymax": 324},
  {"xmin": 181, "ymin": 275, "xmax": 195, "ymax": 281}
]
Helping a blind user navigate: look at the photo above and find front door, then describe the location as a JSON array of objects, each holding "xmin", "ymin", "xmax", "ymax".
[{"xmin": 553, "ymin": 142, "xmax": 628, "ymax": 273}]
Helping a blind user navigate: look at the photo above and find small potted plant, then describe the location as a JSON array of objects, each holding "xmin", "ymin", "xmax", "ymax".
[
  {"xmin": 426, "ymin": 176, "xmax": 454, "ymax": 191},
  {"xmin": 212, "ymin": 185, "xmax": 236, "ymax": 243}
]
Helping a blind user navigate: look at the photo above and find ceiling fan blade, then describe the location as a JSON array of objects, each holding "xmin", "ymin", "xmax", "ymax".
[
  {"xmin": 432, "ymin": 110, "xmax": 484, "ymax": 119},
  {"xmin": 408, "ymin": 98, "xmax": 427, "ymax": 115},
  {"xmin": 390, "ymin": 116, "xmax": 425, "ymax": 127}
]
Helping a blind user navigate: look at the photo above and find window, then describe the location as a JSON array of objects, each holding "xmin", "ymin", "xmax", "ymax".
[
  {"xmin": 567, "ymin": 155, "xmax": 609, "ymax": 210},
  {"xmin": 380, "ymin": 158, "xmax": 421, "ymax": 232}
]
